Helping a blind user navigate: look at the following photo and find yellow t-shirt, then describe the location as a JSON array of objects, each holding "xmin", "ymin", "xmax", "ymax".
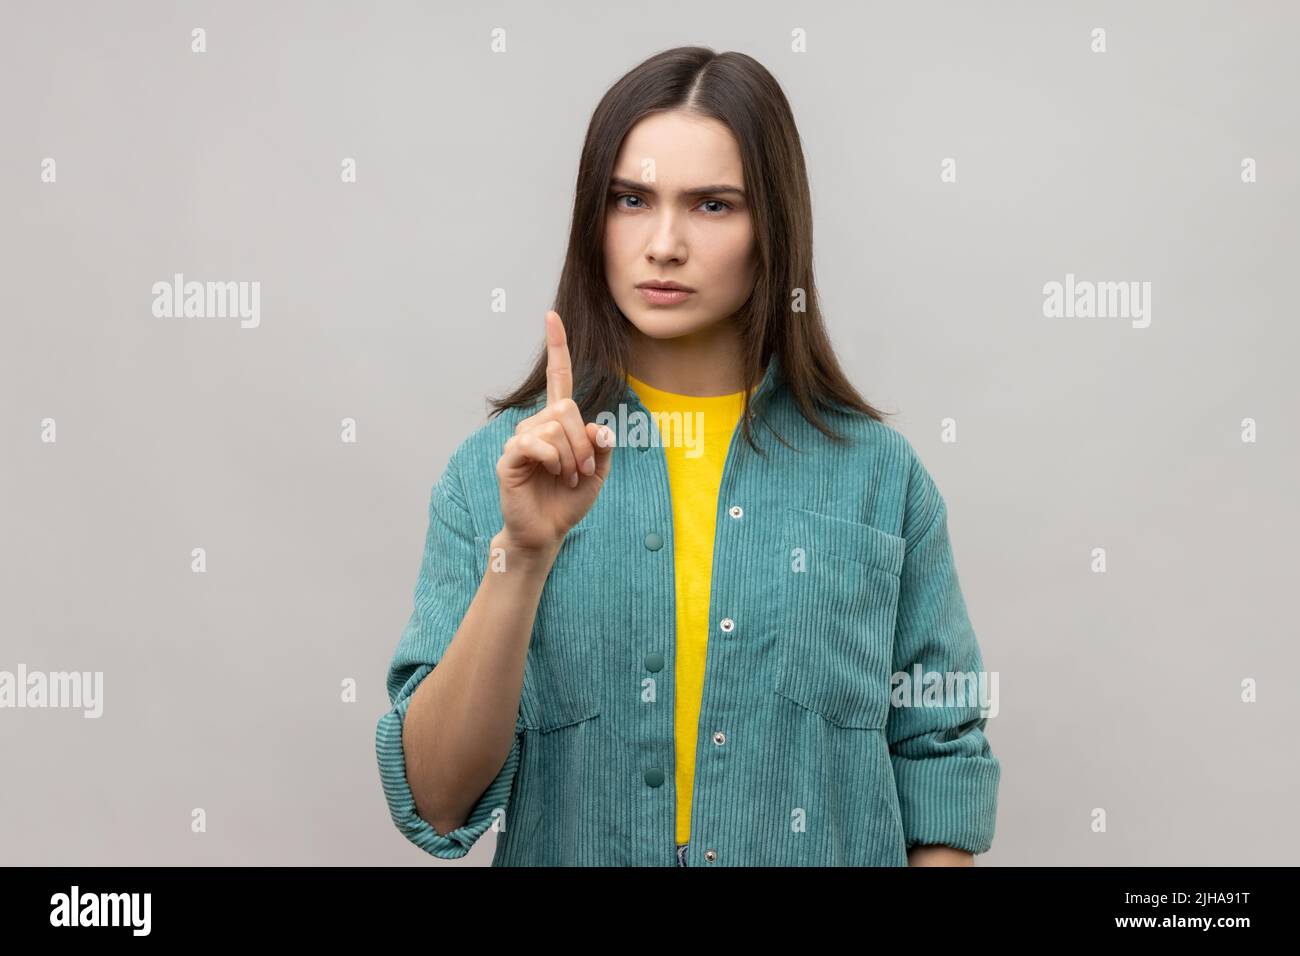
[{"xmin": 626, "ymin": 372, "xmax": 754, "ymax": 845}]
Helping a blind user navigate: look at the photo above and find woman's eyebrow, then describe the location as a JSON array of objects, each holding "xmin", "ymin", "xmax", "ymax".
[{"xmin": 608, "ymin": 176, "xmax": 745, "ymax": 197}]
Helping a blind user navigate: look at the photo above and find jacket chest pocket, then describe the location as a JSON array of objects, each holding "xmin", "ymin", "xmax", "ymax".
[
  {"xmin": 517, "ymin": 519, "xmax": 606, "ymax": 733},
  {"xmin": 774, "ymin": 507, "xmax": 906, "ymax": 730}
]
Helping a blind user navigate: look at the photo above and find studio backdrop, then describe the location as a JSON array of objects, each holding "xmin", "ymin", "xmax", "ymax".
[{"xmin": 2, "ymin": 0, "xmax": 1297, "ymax": 865}]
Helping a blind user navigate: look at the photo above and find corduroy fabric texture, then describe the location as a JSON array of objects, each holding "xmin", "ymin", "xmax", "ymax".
[
  {"xmin": 376, "ymin": 355, "xmax": 1001, "ymax": 866},
  {"xmin": 625, "ymin": 371, "xmax": 749, "ymax": 846}
]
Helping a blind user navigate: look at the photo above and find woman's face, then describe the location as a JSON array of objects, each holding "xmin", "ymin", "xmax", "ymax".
[{"xmin": 603, "ymin": 110, "xmax": 758, "ymax": 342}]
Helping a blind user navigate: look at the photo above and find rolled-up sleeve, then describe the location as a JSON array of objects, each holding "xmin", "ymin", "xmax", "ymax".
[
  {"xmin": 887, "ymin": 455, "xmax": 1001, "ymax": 855},
  {"xmin": 375, "ymin": 450, "xmax": 523, "ymax": 859}
]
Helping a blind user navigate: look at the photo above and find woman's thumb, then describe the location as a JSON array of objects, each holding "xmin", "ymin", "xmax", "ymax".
[{"xmin": 587, "ymin": 422, "xmax": 615, "ymax": 478}]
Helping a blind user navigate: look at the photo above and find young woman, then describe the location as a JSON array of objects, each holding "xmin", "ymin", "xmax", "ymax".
[{"xmin": 376, "ymin": 47, "xmax": 1000, "ymax": 867}]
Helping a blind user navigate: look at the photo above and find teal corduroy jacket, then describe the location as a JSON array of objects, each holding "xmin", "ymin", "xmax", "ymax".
[{"xmin": 376, "ymin": 355, "xmax": 1001, "ymax": 865}]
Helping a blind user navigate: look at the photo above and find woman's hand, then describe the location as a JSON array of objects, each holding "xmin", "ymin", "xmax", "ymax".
[{"xmin": 495, "ymin": 310, "xmax": 615, "ymax": 556}]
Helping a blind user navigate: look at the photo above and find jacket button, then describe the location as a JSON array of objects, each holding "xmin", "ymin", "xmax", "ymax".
[
  {"xmin": 704, "ymin": 849, "xmax": 718, "ymax": 863},
  {"xmin": 719, "ymin": 617, "xmax": 735, "ymax": 634},
  {"xmin": 712, "ymin": 731, "xmax": 726, "ymax": 746},
  {"xmin": 644, "ymin": 767, "xmax": 665, "ymax": 788},
  {"xmin": 644, "ymin": 532, "xmax": 664, "ymax": 551},
  {"xmin": 644, "ymin": 652, "xmax": 664, "ymax": 672},
  {"xmin": 728, "ymin": 504, "xmax": 743, "ymax": 519}
]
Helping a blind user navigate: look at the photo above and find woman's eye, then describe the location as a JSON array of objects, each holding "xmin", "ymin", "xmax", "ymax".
[{"xmin": 612, "ymin": 194, "xmax": 732, "ymax": 215}]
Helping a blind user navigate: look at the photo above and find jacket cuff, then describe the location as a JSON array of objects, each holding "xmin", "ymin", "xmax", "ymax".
[
  {"xmin": 890, "ymin": 752, "xmax": 1000, "ymax": 855},
  {"xmin": 375, "ymin": 684, "xmax": 522, "ymax": 859}
]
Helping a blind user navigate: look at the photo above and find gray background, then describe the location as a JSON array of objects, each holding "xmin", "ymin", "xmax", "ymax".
[{"xmin": 2, "ymin": 1, "xmax": 1297, "ymax": 865}]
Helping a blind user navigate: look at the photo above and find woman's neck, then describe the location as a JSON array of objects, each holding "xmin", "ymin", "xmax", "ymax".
[{"xmin": 625, "ymin": 322, "xmax": 746, "ymax": 396}]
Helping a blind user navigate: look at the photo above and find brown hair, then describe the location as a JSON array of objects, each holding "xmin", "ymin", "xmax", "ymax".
[{"xmin": 486, "ymin": 46, "xmax": 891, "ymax": 453}]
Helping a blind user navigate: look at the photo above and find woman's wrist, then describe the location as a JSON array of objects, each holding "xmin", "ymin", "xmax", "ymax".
[
  {"xmin": 489, "ymin": 528, "xmax": 562, "ymax": 574},
  {"xmin": 906, "ymin": 845, "xmax": 975, "ymax": 867}
]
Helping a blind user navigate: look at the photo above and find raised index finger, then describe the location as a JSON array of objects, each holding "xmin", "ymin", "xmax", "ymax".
[{"xmin": 545, "ymin": 310, "xmax": 573, "ymax": 406}]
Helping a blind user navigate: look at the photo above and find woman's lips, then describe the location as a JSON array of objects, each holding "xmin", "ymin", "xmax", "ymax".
[{"xmin": 637, "ymin": 287, "xmax": 694, "ymax": 305}]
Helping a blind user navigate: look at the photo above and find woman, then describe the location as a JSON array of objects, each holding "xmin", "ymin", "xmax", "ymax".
[{"xmin": 376, "ymin": 46, "xmax": 1000, "ymax": 866}]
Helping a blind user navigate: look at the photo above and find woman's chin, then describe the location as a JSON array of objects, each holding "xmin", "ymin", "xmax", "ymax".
[{"xmin": 623, "ymin": 308, "xmax": 721, "ymax": 341}]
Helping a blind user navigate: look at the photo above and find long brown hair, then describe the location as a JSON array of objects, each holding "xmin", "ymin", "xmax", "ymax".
[{"xmin": 486, "ymin": 46, "xmax": 891, "ymax": 453}]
